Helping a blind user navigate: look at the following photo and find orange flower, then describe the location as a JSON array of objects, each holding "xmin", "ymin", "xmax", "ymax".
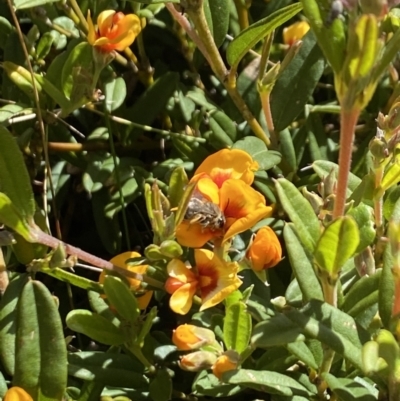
[
  {"xmin": 283, "ymin": 21, "xmax": 310, "ymax": 46},
  {"xmin": 177, "ymin": 177, "xmax": 273, "ymax": 247},
  {"xmin": 212, "ymin": 352, "xmax": 239, "ymax": 380},
  {"xmin": 192, "ymin": 149, "xmax": 259, "ymax": 187},
  {"xmin": 4, "ymin": 387, "xmax": 33, "ymax": 401},
  {"xmin": 87, "ymin": 10, "xmax": 141, "ymax": 52},
  {"xmin": 165, "ymin": 249, "xmax": 242, "ymax": 315},
  {"xmin": 246, "ymin": 227, "xmax": 282, "ymax": 271},
  {"xmin": 100, "ymin": 251, "xmax": 153, "ymax": 309},
  {"xmin": 172, "ymin": 324, "xmax": 216, "ymax": 350}
]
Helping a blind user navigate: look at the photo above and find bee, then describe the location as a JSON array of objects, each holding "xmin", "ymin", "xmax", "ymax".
[{"xmin": 184, "ymin": 194, "xmax": 226, "ymax": 231}]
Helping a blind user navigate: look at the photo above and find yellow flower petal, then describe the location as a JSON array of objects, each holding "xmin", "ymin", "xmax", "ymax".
[
  {"xmin": 169, "ymin": 282, "xmax": 197, "ymax": 314},
  {"xmin": 4, "ymin": 387, "xmax": 33, "ymax": 401},
  {"xmin": 194, "ymin": 175, "xmax": 220, "ymax": 204},
  {"xmin": 114, "ymin": 14, "xmax": 141, "ymax": 37},
  {"xmin": 167, "ymin": 258, "xmax": 197, "ymax": 282},
  {"xmin": 195, "ymin": 149, "xmax": 259, "ymax": 187},
  {"xmin": 97, "ymin": 10, "xmax": 116, "ymax": 36},
  {"xmin": 176, "ymin": 220, "xmax": 217, "ymax": 248},
  {"xmin": 107, "ymin": 30, "xmax": 137, "ymax": 51},
  {"xmin": 86, "ymin": 11, "xmax": 97, "ymax": 45},
  {"xmin": 212, "ymin": 354, "xmax": 238, "ymax": 380},
  {"xmin": 220, "ymin": 180, "xmax": 273, "ymax": 242},
  {"xmin": 283, "ymin": 21, "xmax": 310, "ymax": 46},
  {"xmin": 194, "ymin": 249, "xmax": 242, "ymax": 310}
]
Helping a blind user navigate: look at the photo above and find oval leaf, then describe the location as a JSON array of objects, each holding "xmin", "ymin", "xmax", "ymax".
[
  {"xmin": 14, "ymin": 280, "xmax": 67, "ymax": 400},
  {"xmin": 66, "ymin": 310, "xmax": 125, "ymax": 346},
  {"xmin": 223, "ymin": 302, "xmax": 252, "ymax": 354},
  {"xmin": 314, "ymin": 216, "xmax": 360, "ymax": 275},
  {"xmin": 227, "ymin": 3, "xmax": 303, "ymax": 67},
  {"xmin": 103, "ymin": 275, "xmax": 140, "ymax": 324},
  {"xmin": 275, "ymin": 178, "xmax": 320, "ymax": 252}
]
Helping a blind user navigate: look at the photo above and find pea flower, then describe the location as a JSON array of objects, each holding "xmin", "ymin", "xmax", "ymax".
[
  {"xmin": 282, "ymin": 21, "xmax": 310, "ymax": 46},
  {"xmin": 177, "ymin": 177, "xmax": 272, "ymax": 247},
  {"xmin": 87, "ymin": 10, "xmax": 141, "ymax": 52},
  {"xmin": 176, "ymin": 149, "xmax": 272, "ymax": 248},
  {"xmin": 246, "ymin": 226, "xmax": 282, "ymax": 271},
  {"xmin": 165, "ymin": 249, "xmax": 242, "ymax": 315},
  {"xmin": 172, "ymin": 324, "xmax": 216, "ymax": 350},
  {"xmin": 100, "ymin": 251, "xmax": 152, "ymax": 309},
  {"xmin": 212, "ymin": 352, "xmax": 239, "ymax": 380},
  {"xmin": 4, "ymin": 387, "xmax": 33, "ymax": 401},
  {"xmin": 192, "ymin": 148, "xmax": 259, "ymax": 186}
]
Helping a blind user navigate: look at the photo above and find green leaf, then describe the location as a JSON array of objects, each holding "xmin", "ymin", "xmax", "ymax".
[
  {"xmin": 323, "ymin": 373, "xmax": 378, "ymax": 401},
  {"xmin": 233, "ymin": 137, "xmax": 281, "ymax": 170},
  {"xmin": 252, "ymin": 313, "xmax": 306, "ymax": 348},
  {"xmin": 14, "ymin": 280, "xmax": 67, "ymax": 401},
  {"xmin": 168, "ymin": 166, "xmax": 188, "ymax": 209},
  {"xmin": 275, "ymin": 178, "xmax": 320, "ymax": 252},
  {"xmin": 300, "ymin": 0, "xmax": 346, "ymax": 74},
  {"xmin": 271, "ymin": 31, "xmax": 325, "ymax": 132},
  {"xmin": 345, "ymin": 14, "xmax": 378, "ymax": 80},
  {"xmin": 67, "ymin": 352, "xmax": 147, "ymax": 388},
  {"xmin": 342, "ymin": 270, "xmax": 381, "ymax": 317},
  {"xmin": 203, "ymin": 0, "xmax": 229, "ymax": 48},
  {"xmin": 104, "ymin": 77, "xmax": 127, "ymax": 112},
  {"xmin": 279, "ymin": 128, "xmax": 297, "ymax": 173},
  {"xmin": 283, "ymin": 223, "xmax": 323, "ymax": 302},
  {"xmin": 223, "ymin": 369, "xmax": 312, "ymax": 397},
  {"xmin": 208, "ymin": 110, "xmax": 236, "ymax": 147},
  {"xmin": 312, "ymin": 160, "xmax": 362, "ymax": 196},
  {"xmin": 0, "ymin": 274, "xmax": 28, "ymax": 375},
  {"xmin": 314, "ymin": 216, "xmax": 360, "ymax": 275},
  {"xmin": 285, "ymin": 300, "xmax": 369, "ymax": 370},
  {"xmin": 378, "ymin": 159, "xmax": 400, "ymax": 195},
  {"xmin": 286, "ymin": 342, "xmax": 318, "ymax": 370},
  {"xmin": 122, "ymin": 72, "xmax": 179, "ymax": 143},
  {"xmin": 149, "ymin": 369, "xmax": 172, "ymax": 401},
  {"xmin": 193, "ymin": 371, "xmax": 241, "ymax": 397},
  {"xmin": 103, "ymin": 276, "xmax": 140, "ymax": 324},
  {"xmin": 223, "ymin": 302, "xmax": 252, "ymax": 354},
  {"xmin": 66, "ymin": 310, "xmax": 125, "ymax": 346},
  {"xmin": 0, "ymin": 125, "xmax": 35, "ymax": 219},
  {"xmin": 13, "ymin": 0, "xmax": 61, "ymax": 9},
  {"xmin": 227, "ymin": 3, "xmax": 303, "ymax": 67},
  {"xmin": 61, "ymin": 42, "xmax": 94, "ymax": 100},
  {"xmin": 379, "ymin": 243, "xmax": 394, "ymax": 329},
  {"xmin": 0, "ymin": 193, "xmax": 33, "ymax": 241}
]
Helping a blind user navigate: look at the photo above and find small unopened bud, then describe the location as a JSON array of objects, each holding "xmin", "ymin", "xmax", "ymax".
[
  {"xmin": 212, "ymin": 351, "xmax": 239, "ymax": 380},
  {"xmin": 160, "ymin": 240, "xmax": 183, "ymax": 258},
  {"xmin": 179, "ymin": 351, "xmax": 217, "ymax": 372},
  {"xmin": 172, "ymin": 324, "xmax": 216, "ymax": 350}
]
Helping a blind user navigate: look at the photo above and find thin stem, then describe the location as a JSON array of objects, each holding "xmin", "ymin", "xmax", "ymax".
[
  {"xmin": 233, "ymin": 0, "xmax": 249, "ymax": 30},
  {"xmin": 333, "ymin": 108, "xmax": 360, "ymax": 218},
  {"xmin": 31, "ymin": 228, "xmax": 165, "ymax": 290},
  {"xmin": 103, "ymin": 105, "xmax": 131, "ymax": 250},
  {"xmin": 260, "ymin": 90, "xmax": 276, "ymax": 147},
  {"xmin": 183, "ymin": 1, "xmax": 270, "ymax": 146},
  {"xmin": 68, "ymin": 0, "xmax": 88, "ymax": 33},
  {"xmin": 6, "ymin": 0, "xmax": 61, "ymax": 239}
]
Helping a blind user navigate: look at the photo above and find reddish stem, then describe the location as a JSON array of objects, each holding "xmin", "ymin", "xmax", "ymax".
[
  {"xmin": 32, "ymin": 228, "xmax": 164, "ymax": 289},
  {"xmin": 333, "ymin": 108, "xmax": 360, "ymax": 219}
]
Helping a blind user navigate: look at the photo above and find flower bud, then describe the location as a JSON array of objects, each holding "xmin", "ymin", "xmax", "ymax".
[
  {"xmin": 160, "ymin": 240, "xmax": 183, "ymax": 258},
  {"xmin": 247, "ymin": 227, "xmax": 282, "ymax": 271},
  {"xmin": 282, "ymin": 21, "xmax": 310, "ymax": 46},
  {"xmin": 212, "ymin": 351, "xmax": 239, "ymax": 380},
  {"xmin": 179, "ymin": 351, "xmax": 217, "ymax": 372},
  {"xmin": 172, "ymin": 324, "xmax": 216, "ymax": 350},
  {"xmin": 4, "ymin": 387, "xmax": 33, "ymax": 401}
]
